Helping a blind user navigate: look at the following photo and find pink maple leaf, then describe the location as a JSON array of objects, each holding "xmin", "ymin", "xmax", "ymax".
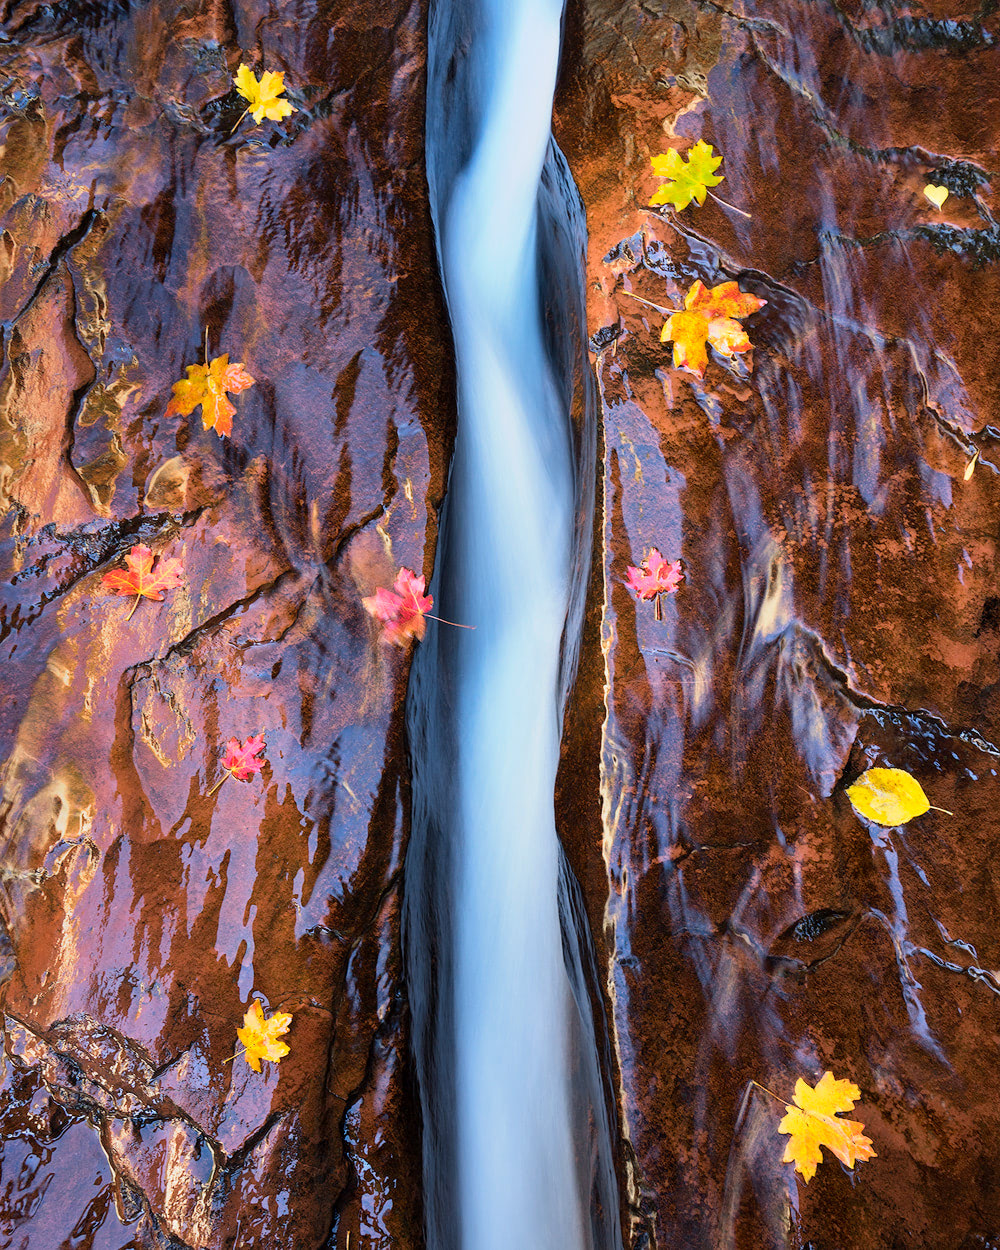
[
  {"xmin": 222, "ymin": 732, "xmax": 266, "ymax": 780},
  {"xmin": 362, "ymin": 567, "xmax": 433, "ymax": 647},
  {"xmin": 625, "ymin": 548, "xmax": 683, "ymax": 601},
  {"xmin": 207, "ymin": 732, "xmax": 266, "ymax": 795}
]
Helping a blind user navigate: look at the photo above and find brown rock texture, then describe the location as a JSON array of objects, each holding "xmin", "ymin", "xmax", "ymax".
[
  {"xmin": 555, "ymin": 1, "xmax": 1000, "ymax": 1247},
  {"xmin": 0, "ymin": 0, "xmax": 451, "ymax": 1246}
]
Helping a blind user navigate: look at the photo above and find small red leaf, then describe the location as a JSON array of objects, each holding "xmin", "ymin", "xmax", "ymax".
[{"xmin": 221, "ymin": 733, "xmax": 266, "ymax": 782}]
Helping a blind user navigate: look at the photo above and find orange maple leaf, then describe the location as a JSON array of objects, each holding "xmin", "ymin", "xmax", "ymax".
[
  {"xmin": 362, "ymin": 567, "xmax": 433, "ymax": 647},
  {"xmin": 660, "ymin": 279, "xmax": 766, "ymax": 378},
  {"xmin": 777, "ymin": 1071, "xmax": 877, "ymax": 1183},
  {"xmin": 236, "ymin": 999, "xmax": 291, "ymax": 1073},
  {"xmin": 102, "ymin": 544, "xmax": 184, "ymax": 620},
  {"xmin": 165, "ymin": 353, "xmax": 255, "ymax": 437}
]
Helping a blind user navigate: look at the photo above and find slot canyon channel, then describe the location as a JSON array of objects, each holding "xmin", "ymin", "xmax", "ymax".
[{"xmin": 1, "ymin": 0, "xmax": 999, "ymax": 1247}]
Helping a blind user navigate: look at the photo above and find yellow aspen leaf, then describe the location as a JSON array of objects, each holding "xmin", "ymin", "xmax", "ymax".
[
  {"xmin": 165, "ymin": 353, "xmax": 255, "ymax": 437},
  {"xmin": 923, "ymin": 183, "xmax": 949, "ymax": 209},
  {"xmin": 964, "ymin": 449, "xmax": 979, "ymax": 480},
  {"xmin": 660, "ymin": 279, "xmax": 766, "ymax": 378},
  {"xmin": 233, "ymin": 63, "xmax": 296, "ymax": 125},
  {"xmin": 649, "ymin": 140, "xmax": 724, "ymax": 211},
  {"xmin": 777, "ymin": 1071, "xmax": 876, "ymax": 1183},
  {"xmin": 236, "ymin": 1000, "xmax": 292, "ymax": 1072},
  {"xmin": 845, "ymin": 766, "xmax": 930, "ymax": 826}
]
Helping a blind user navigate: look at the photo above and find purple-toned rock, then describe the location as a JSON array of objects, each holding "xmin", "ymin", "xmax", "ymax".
[{"xmin": 0, "ymin": 0, "xmax": 449, "ymax": 1245}]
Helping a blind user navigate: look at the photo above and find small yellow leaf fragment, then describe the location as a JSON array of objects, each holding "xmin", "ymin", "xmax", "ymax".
[
  {"xmin": 236, "ymin": 1000, "xmax": 292, "ymax": 1072},
  {"xmin": 964, "ymin": 449, "xmax": 979, "ymax": 481},
  {"xmin": 924, "ymin": 183, "xmax": 949, "ymax": 209},
  {"xmin": 846, "ymin": 767, "xmax": 930, "ymax": 826},
  {"xmin": 777, "ymin": 1071, "xmax": 876, "ymax": 1183}
]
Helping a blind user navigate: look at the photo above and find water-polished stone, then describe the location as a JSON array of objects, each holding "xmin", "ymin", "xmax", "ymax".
[
  {"xmin": 556, "ymin": 1, "xmax": 1000, "ymax": 1246},
  {"xmin": 0, "ymin": 0, "xmax": 451, "ymax": 1244}
]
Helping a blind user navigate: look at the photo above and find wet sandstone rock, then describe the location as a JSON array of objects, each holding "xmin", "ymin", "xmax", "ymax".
[
  {"xmin": 0, "ymin": 0, "xmax": 450, "ymax": 1245},
  {"xmin": 556, "ymin": 1, "xmax": 1000, "ymax": 1247}
]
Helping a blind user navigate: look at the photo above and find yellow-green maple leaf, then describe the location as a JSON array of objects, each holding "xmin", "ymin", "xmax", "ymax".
[
  {"xmin": 649, "ymin": 140, "xmax": 724, "ymax": 211},
  {"xmin": 846, "ymin": 767, "xmax": 930, "ymax": 827},
  {"xmin": 778, "ymin": 1071, "xmax": 876, "ymax": 1183},
  {"xmin": 233, "ymin": 63, "xmax": 296, "ymax": 125}
]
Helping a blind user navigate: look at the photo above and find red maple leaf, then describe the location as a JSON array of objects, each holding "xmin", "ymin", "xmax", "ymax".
[
  {"xmin": 102, "ymin": 544, "xmax": 184, "ymax": 620},
  {"xmin": 362, "ymin": 567, "xmax": 433, "ymax": 647},
  {"xmin": 626, "ymin": 548, "xmax": 683, "ymax": 600},
  {"xmin": 208, "ymin": 732, "xmax": 266, "ymax": 795}
]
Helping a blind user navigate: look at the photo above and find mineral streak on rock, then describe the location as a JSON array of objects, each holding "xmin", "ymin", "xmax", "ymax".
[
  {"xmin": 556, "ymin": 0, "xmax": 1000, "ymax": 1246},
  {"xmin": 0, "ymin": 0, "xmax": 452, "ymax": 1245}
]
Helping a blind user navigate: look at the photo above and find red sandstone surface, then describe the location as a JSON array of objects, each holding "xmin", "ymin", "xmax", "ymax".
[
  {"xmin": 556, "ymin": 0, "xmax": 1000, "ymax": 1246},
  {"xmin": 0, "ymin": 0, "xmax": 450, "ymax": 1245},
  {"xmin": 5, "ymin": 0, "xmax": 1000, "ymax": 1246}
]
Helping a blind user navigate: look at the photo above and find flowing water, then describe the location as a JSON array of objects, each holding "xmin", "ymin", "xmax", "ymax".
[{"xmin": 405, "ymin": 1, "xmax": 621, "ymax": 1248}]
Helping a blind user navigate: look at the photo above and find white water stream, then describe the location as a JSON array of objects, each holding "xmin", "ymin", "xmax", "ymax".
[
  {"xmin": 442, "ymin": 3, "xmax": 583, "ymax": 1247},
  {"xmin": 411, "ymin": 0, "xmax": 599, "ymax": 1247}
]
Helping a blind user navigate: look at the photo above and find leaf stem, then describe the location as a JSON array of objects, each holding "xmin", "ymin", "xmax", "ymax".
[
  {"xmin": 229, "ymin": 107, "xmax": 250, "ymax": 137},
  {"xmin": 706, "ymin": 188, "xmax": 753, "ymax": 219},
  {"xmin": 928, "ymin": 804, "xmax": 954, "ymax": 816},
  {"xmin": 749, "ymin": 1078, "xmax": 787, "ymax": 1106},
  {"xmin": 126, "ymin": 593, "xmax": 141, "ymax": 622},
  {"xmin": 206, "ymin": 770, "xmax": 230, "ymax": 798},
  {"xmin": 424, "ymin": 613, "xmax": 475, "ymax": 630},
  {"xmin": 223, "ymin": 1045, "xmax": 246, "ymax": 1065},
  {"xmin": 619, "ymin": 290, "xmax": 676, "ymax": 316}
]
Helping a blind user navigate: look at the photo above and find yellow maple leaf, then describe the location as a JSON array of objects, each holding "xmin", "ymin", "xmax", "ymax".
[
  {"xmin": 236, "ymin": 1000, "xmax": 292, "ymax": 1072},
  {"xmin": 164, "ymin": 353, "xmax": 255, "ymax": 437},
  {"xmin": 845, "ymin": 767, "xmax": 930, "ymax": 827},
  {"xmin": 233, "ymin": 63, "xmax": 296, "ymax": 125},
  {"xmin": 778, "ymin": 1071, "xmax": 876, "ymax": 1183}
]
